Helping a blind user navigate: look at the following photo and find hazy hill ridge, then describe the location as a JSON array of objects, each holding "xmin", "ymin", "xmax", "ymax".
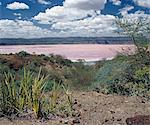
[{"xmin": 0, "ymin": 37, "xmax": 132, "ymax": 45}]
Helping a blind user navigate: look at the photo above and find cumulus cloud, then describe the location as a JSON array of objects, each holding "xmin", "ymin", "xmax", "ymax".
[
  {"xmin": 6, "ymin": 2, "xmax": 29, "ymax": 10},
  {"xmin": 32, "ymin": 0, "xmax": 119, "ymax": 37},
  {"xmin": 1, "ymin": 0, "xmax": 149, "ymax": 38},
  {"xmin": 122, "ymin": 11, "xmax": 150, "ymax": 20},
  {"xmin": 0, "ymin": 16, "xmax": 117, "ymax": 38},
  {"xmin": 51, "ymin": 15, "xmax": 116, "ymax": 37},
  {"xmin": 116, "ymin": 11, "xmax": 150, "ymax": 37},
  {"xmin": 0, "ymin": 20, "xmax": 53, "ymax": 38},
  {"xmin": 110, "ymin": 0, "xmax": 121, "ymax": 6},
  {"xmin": 14, "ymin": 13, "xmax": 21, "ymax": 16},
  {"xmin": 64, "ymin": 0, "xmax": 106, "ymax": 10},
  {"xmin": 119, "ymin": 6, "xmax": 134, "ymax": 16},
  {"xmin": 133, "ymin": 0, "xmax": 150, "ymax": 8},
  {"xmin": 37, "ymin": 0, "xmax": 51, "ymax": 5},
  {"xmin": 33, "ymin": 0, "xmax": 106, "ymax": 24},
  {"xmin": 34, "ymin": 6, "xmax": 97, "ymax": 24},
  {"xmin": 13, "ymin": 13, "xmax": 22, "ymax": 19},
  {"xmin": 0, "ymin": 11, "xmax": 149, "ymax": 38}
]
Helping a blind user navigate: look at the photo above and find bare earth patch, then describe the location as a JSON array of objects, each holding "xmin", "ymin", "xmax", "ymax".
[{"xmin": 0, "ymin": 91, "xmax": 149, "ymax": 125}]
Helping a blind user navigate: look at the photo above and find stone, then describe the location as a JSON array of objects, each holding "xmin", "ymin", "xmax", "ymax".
[{"xmin": 126, "ymin": 115, "xmax": 150, "ymax": 125}]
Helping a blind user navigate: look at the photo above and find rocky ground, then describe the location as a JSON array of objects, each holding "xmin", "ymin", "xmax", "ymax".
[{"xmin": 0, "ymin": 91, "xmax": 150, "ymax": 125}]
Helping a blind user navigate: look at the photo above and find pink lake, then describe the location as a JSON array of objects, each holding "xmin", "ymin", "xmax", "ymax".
[{"xmin": 0, "ymin": 44, "xmax": 135, "ymax": 61}]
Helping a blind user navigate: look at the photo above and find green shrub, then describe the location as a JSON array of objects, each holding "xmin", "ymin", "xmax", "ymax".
[
  {"xmin": 69, "ymin": 62, "xmax": 95, "ymax": 89},
  {"xmin": 133, "ymin": 66, "xmax": 150, "ymax": 84},
  {"xmin": 97, "ymin": 82, "xmax": 150, "ymax": 97},
  {"xmin": 49, "ymin": 54, "xmax": 72, "ymax": 66},
  {"xmin": 93, "ymin": 51, "xmax": 150, "ymax": 97},
  {"xmin": 93, "ymin": 59, "xmax": 129, "ymax": 89},
  {"xmin": 16, "ymin": 51, "xmax": 30, "ymax": 57},
  {"xmin": 99, "ymin": 83, "xmax": 131, "ymax": 95}
]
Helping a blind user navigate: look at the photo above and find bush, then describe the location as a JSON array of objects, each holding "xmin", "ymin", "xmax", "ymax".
[
  {"xmin": 96, "ymin": 82, "xmax": 150, "ymax": 97},
  {"xmin": 16, "ymin": 51, "xmax": 30, "ymax": 57},
  {"xmin": 93, "ymin": 51, "xmax": 150, "ymax": 97},
  {"xmin": 49, "ymin": 54, "xmax": 72, "ymax": 66},
  {"xmin": 69, "ymin": 61, "xmax": 95, "ymax": 89},
  {"xmin": 93, "ymin": 59, "xmax": 129, "ymax": 89},
  {"xmin": 133, "ymin": 66, "xmax": 150, "ymax": 84}
]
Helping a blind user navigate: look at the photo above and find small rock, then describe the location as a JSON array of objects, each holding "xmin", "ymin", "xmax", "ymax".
[
  {"xmin": 112, "ymin": 116, "xmax": 115, "ymax": 121},
  {"xmin": 141, "ymin": 100, "xmax": 145, "ymax": 103},
  {"xmin": 74, "ymin": 100, "xmax": 78, "ymax": 105},
  {"xmin": 126, "ymin": 115, "xmax": 150, "ymax": 125},
  {"xmin": 94, "ymin": 102, "xmax": 97, "ymax": 104},
  {"xmin": 72, "ymin": 111, "xmax": 80, "ymax": 117},
  {"xmin": 117, "ymin": 118, "xmax": 122, "ymax": 121},
  {"xmin": 110, "ymin": 110, "xmax": 115, "ymax": 114},
  {"xmin": 78, "ymin": 104, "xmax": 82, "ymax": 107},
  {"xmin": 83, "ymin": 109, "xmax": 87, "ymax": 112},
  {"xmin": 72, "ymin": 118, "xmax": 80, "ymax": 124},
  {"xmin": 63, "ymin": 120, "xmax": 69, "ymax": 124},
  {"xmin": 105, "ymin": 119, "xmax": 109, "ymax": 122}
]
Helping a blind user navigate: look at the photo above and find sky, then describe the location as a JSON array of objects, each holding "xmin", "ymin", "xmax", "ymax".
[{"xmin": 0, "ymin": 0, "xmax": 149, "ymax": 38}]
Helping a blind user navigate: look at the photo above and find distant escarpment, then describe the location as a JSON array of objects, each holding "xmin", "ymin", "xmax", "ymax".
[{"xmin": 0, "ymin": 37, "xmax": 132, "ymax": 45}]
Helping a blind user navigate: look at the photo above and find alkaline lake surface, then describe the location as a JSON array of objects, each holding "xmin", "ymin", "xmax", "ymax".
[{"xmin": 0, "ymin": 44, "xmax": 135, "ymax": 61}]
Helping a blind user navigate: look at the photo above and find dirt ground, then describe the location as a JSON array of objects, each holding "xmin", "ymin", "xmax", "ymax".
[{"xmin": 0, "ymin": 91, "xmax": 150, "ymax": 125}]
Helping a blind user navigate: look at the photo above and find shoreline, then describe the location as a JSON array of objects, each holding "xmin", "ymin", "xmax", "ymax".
[{"xmin": 0, "ymin": 43, "xmax": 134, "ymax": 46}]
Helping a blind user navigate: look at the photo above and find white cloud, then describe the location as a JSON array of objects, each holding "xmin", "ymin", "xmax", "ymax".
[
  {"xmin": 0, "ymin": 20, "xmax": 53, "ymax": 38},
  {"xmin": 122, "ymin": 11, "xmax": 150, "ymax": 20},
  {"xmin": 0, "ymin": 16, "xmax": 117, "ymax": 38},
  {"xmin": 14, "ymin": 13, "xmax": 21, "ymax": 16},
  {"xmin": 133, "ymin": 0, "xmax": 150, "ymax": 8},
  {"xmin": 119, "ymin": 6, "xmax": 134, "ymax": 16},
  {"xmin": 34, "ymin": 6, "xmax": 97, "ymax": 24},
  {"xmin": 110, "ymin": 0, "xmax": 121, "ymax": 6},
  {"xmin": 33, "ymin": 0, "xmax": 106, "ymax": 24},
  {"xmin": 51, "ymin": 15, "xmax": 117, "ymax": 37},
  {"xmin": 1, "ymin": 0, "xmax": 149, "ymax": 38},
  {"xmin": 0, "ymin": 2, "xmax": 2, "ymax": 6},
  {"xmin": 116, "ymin": 11, "xmax": 150, "ymax": 37},
  {"xmin": 13, "ymin": 13, "xmax": 22, "ymax": 19},
  {"xmin": 38, "ymin": 0, "xmax": 51, "ymax": 5},
  {"xmin": 64, "ymin": 0, "xmax": 106, "ymax": 10},
  {"xmin": 6, "ymin": 2, "xmax": 29, "ymax": 10},
  {"xmin": 0, "ymin": 10, "xmax": 149, "ymax": 38},
  {"xmin": 32, "ymin": 0, "xmax": 118, "ymax": 37}
]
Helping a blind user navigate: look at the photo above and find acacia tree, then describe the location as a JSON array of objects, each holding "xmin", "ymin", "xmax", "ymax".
[
  {"xmin": 115, "ymin": 17, "xmax": 150, "ymax": 85},
  {"xmin": 115, "ymin": 17, "xmax": 150, "ymax": 51}
]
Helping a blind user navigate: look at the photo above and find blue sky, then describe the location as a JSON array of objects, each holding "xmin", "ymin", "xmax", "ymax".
[{"xmin": 0, "ymin": 0, "xmax": 149, "ymax": 38}]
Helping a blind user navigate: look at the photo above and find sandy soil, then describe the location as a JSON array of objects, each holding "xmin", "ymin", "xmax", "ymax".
[{"xmin": 0, "ymin": 91, "xmax": 149, "ymax": 125}]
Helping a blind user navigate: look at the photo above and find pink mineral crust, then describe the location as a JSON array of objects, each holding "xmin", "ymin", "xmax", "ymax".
[{"xmin": 0, "ymin": 44, "xmax": 135, "ymax": 61}]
